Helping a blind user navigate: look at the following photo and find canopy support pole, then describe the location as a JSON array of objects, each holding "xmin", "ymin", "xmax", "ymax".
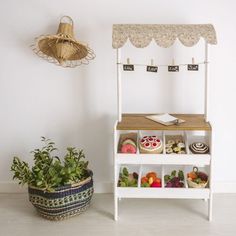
[
  {"xmin": 117, "ymin": 49, "xmax": 122, "ymax": 122},
  {"xmin": 204, "ymin": 42, "xmax": 209, "ymax": 122}
]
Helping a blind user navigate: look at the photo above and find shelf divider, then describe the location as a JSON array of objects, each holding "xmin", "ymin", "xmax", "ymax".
[
  {"xmin": 138, "ymin": 165, "xmax": 142, "ymax": 188},
  {"xmin": 162, "ymin": 165, "xmax": 165, "ymax": 189}
]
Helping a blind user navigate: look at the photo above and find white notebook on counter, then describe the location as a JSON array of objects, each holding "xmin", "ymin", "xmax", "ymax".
[{"xmin": 145, "ymin": 113, "xmax": 185, "ymax": 126}]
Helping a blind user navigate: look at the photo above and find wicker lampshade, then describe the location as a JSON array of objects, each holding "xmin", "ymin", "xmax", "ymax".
[{"xmin": 32, "ymin": 16, "xmax": 95, "ymax": 67}]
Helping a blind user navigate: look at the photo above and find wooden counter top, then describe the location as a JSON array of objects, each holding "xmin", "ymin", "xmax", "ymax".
[{"xmin": 116, "ymin": 114, "xmax": 211, "ymax": 131}]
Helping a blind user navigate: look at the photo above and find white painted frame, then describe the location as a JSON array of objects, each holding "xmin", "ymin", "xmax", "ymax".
[{"xmin": 114, "ymin": 39, "xmax": 212, "ymax": 221}]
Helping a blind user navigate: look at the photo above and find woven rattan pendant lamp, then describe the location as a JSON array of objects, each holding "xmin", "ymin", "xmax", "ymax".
[{"xmin": 32, "ymin": 16, "xmax": 95, "ymax": 67}]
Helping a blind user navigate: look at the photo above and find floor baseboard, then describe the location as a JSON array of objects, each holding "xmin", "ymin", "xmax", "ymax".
[{"xmin": 1, "ymin": 181, "xmax": 236, "ymax": 193}]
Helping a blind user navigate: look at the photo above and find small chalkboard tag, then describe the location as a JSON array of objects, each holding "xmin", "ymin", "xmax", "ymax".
[
  {"xmin": 168, "ymin": 65, "xmax": 179, "ymax": 72},
  {"xmin": 123, "ymin": 64, "xmax": 134, "ymax": 71},
  {"xmin": 188, "ymin": 64, "xmax": 199, "ymax": 71},
  {"xmin": 147, "ymin": 66, "xmax": 158, "ymax": 73}
]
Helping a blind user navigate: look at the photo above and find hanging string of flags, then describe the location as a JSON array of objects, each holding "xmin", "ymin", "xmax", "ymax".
[{"xmin": 120, "ymin": 58, "xmax": 208, "ymax": 72}]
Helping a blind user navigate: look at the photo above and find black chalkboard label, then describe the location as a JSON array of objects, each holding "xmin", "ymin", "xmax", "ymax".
[
  {"xmin": 146, "ymin": 66, "xmax": 158, "ymax": 73},
  {"xmin": 123, "ymin": 64, "xmax": 134, "ymax": 71},
  {"xmin": 187, "ymin": 64, "xmax": 199, "ymax": 71},
  {"xmin": 168, "ymin": 66, "xmax": 179, "ymax": 72}
]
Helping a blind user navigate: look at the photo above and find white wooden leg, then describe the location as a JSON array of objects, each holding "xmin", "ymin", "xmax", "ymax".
[
  {"xmin": 114, "ymin": 195, "xmax": 118, "ymax": 221},
  {"xmin": 208, "ymin": 194, "xmax": 213, "ymax": 221}
]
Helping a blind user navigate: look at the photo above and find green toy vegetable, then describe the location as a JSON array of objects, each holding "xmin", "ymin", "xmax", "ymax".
[
  {"xmin": 118, "ymin": 167, "xmax": 138, "ymax": 187},
  {"xmin": 164, "ymin": 169, "xmax": 185, "ymax": 188}
]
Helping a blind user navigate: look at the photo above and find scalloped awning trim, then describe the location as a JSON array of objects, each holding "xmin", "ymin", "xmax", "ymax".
[{"xmin": 112, "ymin": 24, "xmax": 217, "ymax": 49}]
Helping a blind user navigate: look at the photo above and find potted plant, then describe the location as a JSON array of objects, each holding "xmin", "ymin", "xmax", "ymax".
[{"xmin": 11, "ymin": 137, "xmax": 93, "ymax": 220}]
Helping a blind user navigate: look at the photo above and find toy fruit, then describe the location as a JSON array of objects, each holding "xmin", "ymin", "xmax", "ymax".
[
  {"xmin": 121, "ymin": 144, "xmax": 136, "ymax": 154},
  {"xmin": 178, "ymin": 170, "xmax": 184, "ymax": 180},
  {"xmin": 187, "ymin": 167, "xmax": 208, "ymax": 188},
  {"xmin": 141, "ymin": 176, "xmax": 148, "ymax": 184},
  {"xmin": 120, "ymin": 136, "xmax": 137, "ymax": 154},
  {"xmin": 187, "ymin": 171, "xmax": 197, "ymax": 179},
  {"xmin": 164, "ymin": 169, "xmax": 185, "ymax": 188},
  {"xmin": 141, "ymin": 171, "xmax": 161, "ymax": 188},
  {"xmin": 128, "ymin": 174, "xmax": 135, "ymax": 182},
  {"xmin": 198, "ymin": 172, "xmax": 208, "ymax": 181},
  {"xmin": 148, "ymin": 177, "xmax": 154, "ymax": 185},
  {"xmin": 151, "ymin": 181, "xmax": 161, "ymax": 188},
  {"xmin": 133, "ymin": 172, "xmax": 139, "ymax": 180},
  {"xmin": 122, "ymin": 139, "xmax": 136, "ymax": 147},
  {"xmin": 120, "ymin": 182, "xmax": 126, "ymax": 187},
  {"xmin": 141, "ymin": 182, "xmax": 150, "ymax": 187},
  {"xmin": 146, "ymin": 172, "xmax": 157, "ymax": 180}
]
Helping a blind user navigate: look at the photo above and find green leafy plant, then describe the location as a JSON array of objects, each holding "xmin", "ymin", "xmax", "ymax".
[{"xmin": 11, "ymin": 137, "xmax": 89, "ymax": 191}]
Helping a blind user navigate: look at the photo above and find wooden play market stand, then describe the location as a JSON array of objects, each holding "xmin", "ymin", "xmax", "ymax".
[{"xmin": 112, "ymin": 24, "xmax": 217, "ymax": 220}]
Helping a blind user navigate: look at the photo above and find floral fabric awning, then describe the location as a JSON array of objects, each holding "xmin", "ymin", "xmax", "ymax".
[{"xmin": 112, "ymin": 24, "xmax": 217, "ymax": 48}]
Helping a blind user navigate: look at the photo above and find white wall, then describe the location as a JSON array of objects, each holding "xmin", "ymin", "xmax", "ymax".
[{"xmin": 0, "ymin": 0, "xmax": 236, "ymax": 192}]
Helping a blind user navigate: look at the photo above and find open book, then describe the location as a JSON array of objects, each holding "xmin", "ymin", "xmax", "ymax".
[{"xmin": 146, "ymin": 113, "xmax": 185, "ymax": 126}]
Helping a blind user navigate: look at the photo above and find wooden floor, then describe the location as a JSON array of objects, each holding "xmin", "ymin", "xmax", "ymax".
[{"xmin": 0, "ymin": 193, "xmax": 235, "ymax": 236}]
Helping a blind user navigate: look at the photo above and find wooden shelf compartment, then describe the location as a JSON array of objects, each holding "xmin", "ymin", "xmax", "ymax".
[
  {"xmin": 115, "ymin": 129, "xmax": 211, "ymax": 166},
  {"xmin": 116, "ymin": 165, "xmax": 210, "ymax": 199}
]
